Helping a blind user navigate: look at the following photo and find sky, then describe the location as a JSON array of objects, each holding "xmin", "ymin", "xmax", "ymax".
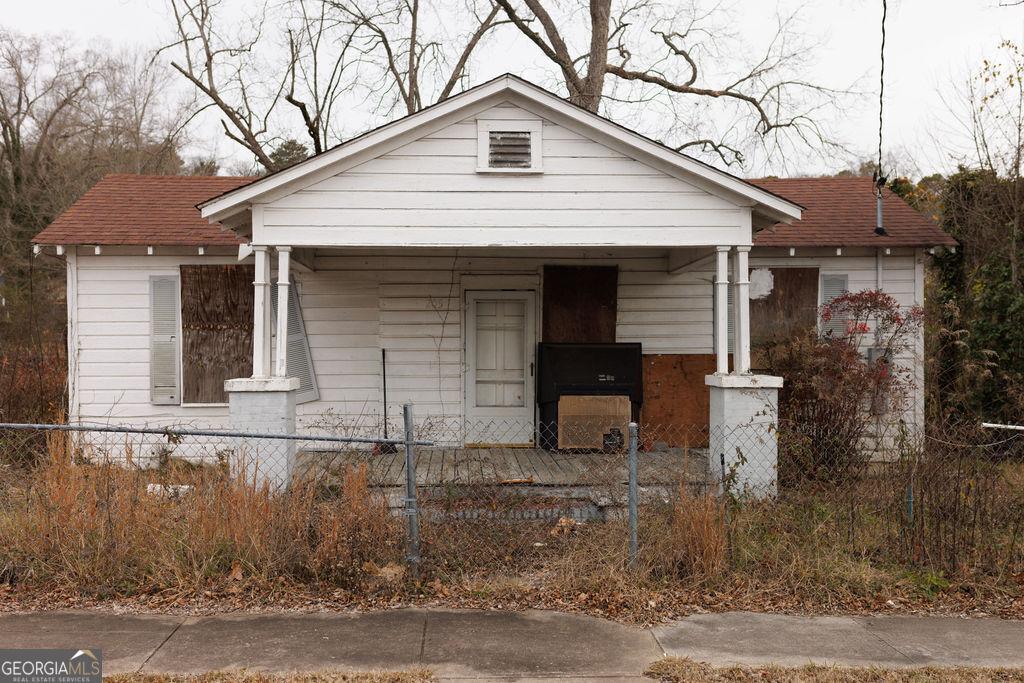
[{"xmin": 5, "ymin": 0, "xmax": 1024, "ymax": 177}]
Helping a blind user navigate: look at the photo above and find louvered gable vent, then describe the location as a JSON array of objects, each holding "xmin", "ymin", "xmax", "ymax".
[
  {"xmin": 488, "ymin": 131, "xmax": 532, "ymax": 168},
  {"xmin": 477, "ymin": 118, "xmax": 542, "ymax": 173}
]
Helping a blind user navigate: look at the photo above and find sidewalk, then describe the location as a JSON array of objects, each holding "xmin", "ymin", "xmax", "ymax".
[{"xmin": 2, "ymin": 608, "xmax": 1024, "ymax": 681}]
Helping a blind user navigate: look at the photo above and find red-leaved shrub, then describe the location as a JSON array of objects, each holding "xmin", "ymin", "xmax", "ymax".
[{"xmin": 764, "ymin": 290, "xmax": 923, "ymax": 485}]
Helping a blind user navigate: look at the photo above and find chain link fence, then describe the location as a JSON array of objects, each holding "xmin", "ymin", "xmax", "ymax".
[{"xmin": 1, "ymin": 412, "xmax": 1022, "ymax": 595}]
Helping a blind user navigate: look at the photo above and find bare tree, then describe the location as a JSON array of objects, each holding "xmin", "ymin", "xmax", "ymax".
[
  {"xmin": 326, "ymin": 0, "xmax": 507, "ymax": 117},
  {"xmin": 942, "ymin": 40, "xmax": 1024, "ymax": 286},
  {"xmin": 0, "ymin": 33, "xmax": 95, "ymax": 254},
  {"xmin": 164, "ymin": 0, "xmax": 504, "ymax": 170},
  {"xmin": 0, "ymin": 32, "xmax": 189, "ymax": 285},
  {"xmin": 165, "ymin": 0, "xmax": 292, "ymax": 170},
  {"xmin": 283, "ymin": 0, "xmax": 364, "ymax": 154},
  {"xmin": 494, "ymin": 0, "xmax": 844, "ymax": 167}
]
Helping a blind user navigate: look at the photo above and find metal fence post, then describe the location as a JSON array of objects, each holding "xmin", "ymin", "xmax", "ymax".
[
  {"xmin": 628, "ymin": 421, "xmax": 639, "ymax": 566},
  {"xmin": 402, "ymin": 403, "xmax": 421, "ymax": 577}
]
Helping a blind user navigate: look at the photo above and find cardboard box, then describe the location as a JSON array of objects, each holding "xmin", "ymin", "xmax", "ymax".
[{"xmin": 556, "ymin": 395, "xmax": 631, "ymax": 450}]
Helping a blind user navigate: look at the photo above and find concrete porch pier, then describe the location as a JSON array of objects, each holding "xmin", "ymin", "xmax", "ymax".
[
  {"xmin": 706, "ymin": 373, "xmax": 783, "ymax": 497},
  {"xmin": 225, "ymin": 376, "xmax": 299, "ymax": 488}
]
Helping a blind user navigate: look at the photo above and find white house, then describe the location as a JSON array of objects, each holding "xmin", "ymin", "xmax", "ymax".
[{"xmin": 33, "ymin": 74, "xmax": 956, "ymax": 490}]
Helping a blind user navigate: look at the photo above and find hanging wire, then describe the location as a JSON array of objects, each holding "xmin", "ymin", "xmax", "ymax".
[
  {"xmin": 877, "ymin": 0, "xmax": 887, "ymax": 177},
  {"xmin": 874, "ymin": 0, "xmax": 889, "ymax": 236}
]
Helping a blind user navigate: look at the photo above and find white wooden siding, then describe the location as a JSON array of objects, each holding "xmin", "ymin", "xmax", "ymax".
[
  {"xmin": 70, "ymin": 246, "xmax": 926, "ymax": 429},
  {"xmin": 254, "ymin": 103, "xmax": 752, "ymax": 248},
  {"xmin": 70, "ymin": 249, "xmax": 238, "ymax": 425}
]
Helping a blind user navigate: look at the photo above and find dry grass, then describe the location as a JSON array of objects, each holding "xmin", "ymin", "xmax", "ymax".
[
  {"xmin": 652, "ymin": 489, "xmax": 727, "ymax": 580},
  {"xmin": 107, "ymin": 670, "xmax": 435, "ymax": 683},
  {"xmin": 1, "ymin": 434, "xmax": 1022, "ymax": 621},
  {"xmin": 644, "ymin": 657, "xmax": 1024, "ymax": 682},
  {"xmin": 0, "ymin": 436, "xmax": 404, "ymax": 597}
]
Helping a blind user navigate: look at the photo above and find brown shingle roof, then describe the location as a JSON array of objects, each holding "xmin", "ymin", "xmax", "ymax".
[
  {"xmin": 34, "ymin": 173, "xmax": 956, "ymax": 248},
  {"xmin": 32, "ymin": 174, "xmax": 254, "ymax": 246},
  {"xmin": 751, "ymin": 176, "xmax": 957, "ymax": 247}
]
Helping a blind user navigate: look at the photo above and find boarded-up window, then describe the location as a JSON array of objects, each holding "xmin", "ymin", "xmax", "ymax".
[
  {"xmin": 750, "ymin": 268, "xmax": 820, "ymax": 346},
  {"xmin": 180, "ymin": 265, "xmax": 254, "ymax": 404},
  {"xmin": 542, "ymin": 266, "xmax": 618, "ymax": 343},
  {"xmin": 749, "ymin": 267, "xmax": 820, "ymax": 369}
]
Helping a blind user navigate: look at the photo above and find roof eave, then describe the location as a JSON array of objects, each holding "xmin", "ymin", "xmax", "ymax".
[{"xmin": 200, "ymin": 73, "xmax": 803, "ymax": 224}]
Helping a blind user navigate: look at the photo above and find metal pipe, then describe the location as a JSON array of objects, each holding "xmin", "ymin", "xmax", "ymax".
[
  {"xmin": 628, "ymin": 422, "xmax": 639, "ymax": 566},
  {"xmin": 875, "ymin": 190, "xmax": 887, "ymax": 236},
  {"xmin": 0, "ymin": 421, "xmax": 432, "ymax": 446},
  {"xmin": 981, "ymin": 422, "xmax": 1024, "ymax": 431},
  {"xmin": 402, "ymin": 403, "xmax": 421, "ymax": 576}
]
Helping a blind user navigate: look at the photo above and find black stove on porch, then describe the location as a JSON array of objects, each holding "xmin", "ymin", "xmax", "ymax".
[{"xmin": 536, "ymin": 342, "xmax": 643, "ymax": 450}]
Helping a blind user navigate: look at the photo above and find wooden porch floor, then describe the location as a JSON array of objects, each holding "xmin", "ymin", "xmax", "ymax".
[{"xmin": 298, "ymin": 446, "xmax": 710, "ymax": 488}]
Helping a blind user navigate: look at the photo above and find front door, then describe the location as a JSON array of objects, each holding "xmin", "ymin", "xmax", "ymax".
[{"xmin": 465, "ymin": 290, "xmax": 536, "ymax": 446}]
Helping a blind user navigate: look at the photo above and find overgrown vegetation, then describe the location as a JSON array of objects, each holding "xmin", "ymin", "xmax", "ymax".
[
  {"xmin": 928, "ymin": 168, "xmax": 1024, "ymax": 424},
  {"xmin": 882, "ymin": 41, "xmax": 1024, "ymax": 427},
  {"xmin": 644, "ymin": 657, "xmax": 1024, "ymax": 682},
  {"xmin": 764, "ymin": 290, "xmax": 922, "ymax": 485},
  {"xmin": 0, "ymin": 438, "xmax": 404, "ymax": 597},
  {"xmin": 1, "ymin": 423, "xmax": 1021, "ymax": 621},
  {"xmin": 0, "ymin": 30, "xmax": 205, "ymax": 428}
]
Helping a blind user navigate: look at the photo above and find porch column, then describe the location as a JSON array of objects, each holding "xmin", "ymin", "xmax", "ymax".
[
  {"xmin": 274, "ymin": 247, "xmax": 291, "ymax": 377},
  {"xmin": 707, "ymin": 245, "xmax": 780, "ymax": 498},
  {"xmin": 731, "ymin": 246, "xmax": 752, "ymax": 374},
  {"xmin": 713, "ymin": 246, "xmax": 730, "ymax": 374},
  {"xmin": 226, "ymin": 242, "xmax": 299, "ymax": 490},
  {"xmin": 252, "ymin": 245, "xmax": 273, "ymax": 378}
]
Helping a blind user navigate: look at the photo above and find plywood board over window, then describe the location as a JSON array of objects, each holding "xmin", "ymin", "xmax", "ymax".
[
  {"xmin": 180, "ymin": 265, "xmax": 254, "ymax": 404},
  {"xmin": 542, "ymin": 266, "xmax": 618, "ymax": 343},
  {"xmin": 749, "ymin": 267, "xmax": 819, "ymax": 369}
]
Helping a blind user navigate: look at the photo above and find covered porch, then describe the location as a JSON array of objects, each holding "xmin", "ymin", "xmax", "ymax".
[{"xmin": 227, "ymin": 242, "xmax": 783, "ymax": 496}]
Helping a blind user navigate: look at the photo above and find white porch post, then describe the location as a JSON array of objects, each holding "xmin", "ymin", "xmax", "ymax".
[
  {"xmin": 713, "ymin": 246, "xmax": 730, "ymax": 374},
  {"xmin": 707, "ymin": 244, "xmax": 781, "ymax": 498},
  {"xmin": 732, "ymin": 246, "xmax": 752, "ymax": 374},
  {"xmin": 252, "ymin": 245, "xmax": 272, "ymax": 378},
  {"xmin": 225, "ymin": 243, "xmax": 299, "ymax": 490},
  {"xmin": 274, "ymin": 247, "xmax": 291, "ymax": 377}
]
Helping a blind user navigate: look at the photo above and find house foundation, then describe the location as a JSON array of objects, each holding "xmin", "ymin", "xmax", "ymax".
[
  {"xmin": 225, "ymin": 377, "xmax": 299, "ymax": 488},
  {"xmin": 706, "ymin": 374, "xmax": 783, "ymax": 497}
]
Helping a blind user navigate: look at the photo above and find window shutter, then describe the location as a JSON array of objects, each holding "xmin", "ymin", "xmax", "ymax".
[
  {"xmin": 726, "ymin": 285, "xmax": 734, "ymax": 342},
  {"xmin": 150, "ymin": 275, "xmax": 180, "ymax": 405},
  {"xmin": 712, "ymin": 282, "xmax": 735, "ymax": 352},
  {"xmin": 820, "ymin": 274, "xmax": 849, "ymax": 337},
  {"xmin": 488, "ymin": 131, "xmax": 532, "ymax": 168},
  {"xmin": 273, "ymin": 282, "xmax": 319, "ymax": 404}
]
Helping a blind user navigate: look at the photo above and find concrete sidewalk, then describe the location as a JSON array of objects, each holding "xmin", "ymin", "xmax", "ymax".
[{"xmin": 2, "ymin": 609, "xmax": 1024, "ymax": 681}]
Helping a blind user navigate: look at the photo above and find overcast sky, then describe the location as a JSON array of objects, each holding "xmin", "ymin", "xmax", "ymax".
[{"xmin": 6, "ymin": 0, "xmax": 1024, "ymax": 177}]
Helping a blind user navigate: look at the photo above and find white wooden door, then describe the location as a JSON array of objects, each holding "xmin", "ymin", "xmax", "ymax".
[{"xmin": 465, "ymin": 290, "xmax": 536, "ymax": 446}]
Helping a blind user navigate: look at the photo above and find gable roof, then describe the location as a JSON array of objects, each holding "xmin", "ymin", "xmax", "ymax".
[
  {"xmin": 32, "ymin": 173, "xmax": 955, "ymax": 249},
  {"xmin": 33, "ymin": 174, "xmax": 251, "ymax": 246},
  {"xmin": 751, "ymin": 177, "xmax": 957, "ymax": 248},
  {"xmin": 197, "ymin": 73, "xmax": 803, "ymax": 224}
]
